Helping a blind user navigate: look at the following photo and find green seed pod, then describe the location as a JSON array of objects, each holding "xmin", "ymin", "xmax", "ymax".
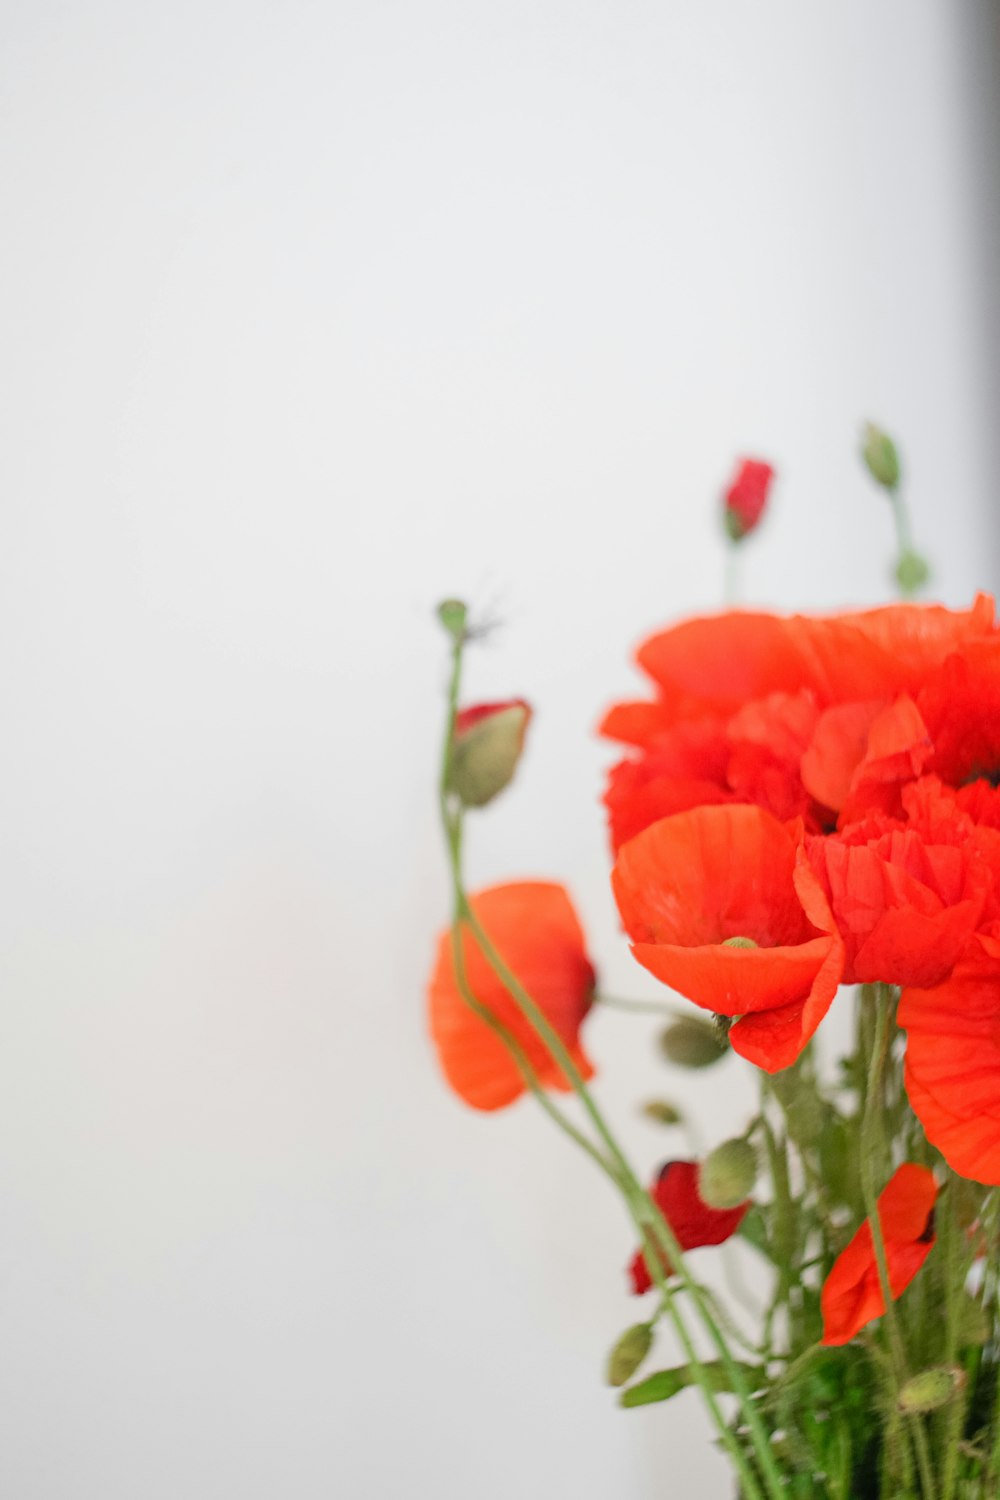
[
  {"xmin": 698, "ymin": 1139, "xmax": 757, "ymax": 1210},
  {"xmin": 641, "ymin": 1100, "xmax": 683, "ymax": 1126},
  {"xmin": 721, "ymin": 935, "xmax": 758, "ymax": 950},
  {"xmin": 606, "ymin": 1322, "xmax": 654, "ymax": 1387},
  {"xmin": 659, "ymin": 1016, "xmax": 727, "ymax": 1069},
  {"xmin": 898, "ymin": 1366, "xmax": 965, "ymax": 1414},
  {"xmin": 861, "ymin": 422, "xmax": 901, "ymax": 490}
]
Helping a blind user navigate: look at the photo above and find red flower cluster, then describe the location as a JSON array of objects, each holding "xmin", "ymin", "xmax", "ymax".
[{"xmin": 604, "ymin": 597, "xmax": 1000, "ymax": 1181}]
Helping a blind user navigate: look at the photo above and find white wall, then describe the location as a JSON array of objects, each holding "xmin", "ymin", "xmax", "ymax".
[{"xmin": 1, "ymin": 2, "xmax": 997, "ymax": 1495}]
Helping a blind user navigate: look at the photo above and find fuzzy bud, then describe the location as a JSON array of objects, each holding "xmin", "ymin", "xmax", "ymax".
[
  {"xmin": 895, "ymin": 549, "xmax": 930, "ymax": 594},
  {"xmin": 659, "ymin": 1015, "xmax": 727, "ymax": 1069},
  {"xmin": 698, "ymin": 1139, "xmax": 757, "ymax": 1210},
  {"xmin": 861, "ymin": 423, "xmax": 901, "ymax": 491},
  {"xmin": 449, "ymin": 700, "xmax": 531, "ymax": 808},
  {"xmin": 437, "ymin": 598, "xmax": 468, "ymax": 640},
  {"xmin": 641, "ymin": 1100, "xmax": 683, "ymax": 1126},
  {"xmin": 606, "ymin": 1322, "xmax": 654, "ymax": 1387},
  {"xmin": 723, "ymin": 459, "xmax": 774, "ymax": 542},
  {"xmin": 898, "ymin": 1366, "xmax": 965, "ymax": 1414}
]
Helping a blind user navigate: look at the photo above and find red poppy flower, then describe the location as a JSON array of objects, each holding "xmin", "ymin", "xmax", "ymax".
[
  {"xmin": 800, "ymin": 694, "xmax": 932, "ymax": 824},
  {"xmin": 806, "ymin": 800, "xmax": 992, "ymax": 989},
  {"xmin": 629, "ymin": 1160, "xmax": 750, "ymax": 1294},
  {"xmin": 919, "ymin": 638, "xmax": 1000, "ymax": 789},
  {"xmin": 427, "ymin": 882, "xmax": 595, "ymax": 1111},
  {"xmin": 723, "ymin": 458, "xmax": 774, "ymax": 541},
  {"xmin": 899, "ymin": 934, "xmax": 1000, "ymax": 1183},
  {"xmin": 820, "ymin": 1164, "xmax": 937, "ymax": 1346},
  {"xmin": 612, "ymin": 805, "xmax": 844, "ymax": 1071}
]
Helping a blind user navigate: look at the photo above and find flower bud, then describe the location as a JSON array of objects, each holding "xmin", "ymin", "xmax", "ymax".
[
  {"xmin": 641, "ymin": 1100, "xmax": 683, "ymax": 1126},
  {"xmin": 723, "ymin": 458, "xmax": 774, "ymax": 542},
  {"xmin": 861, "ymin": 422, "xmax": 901, "ymax": 491},
  {"xmin": 659, "ymin": 1015, "xmax": 727, "ymax": 1069},
  {"xmin": 448, "ymin": 700, "xmax": 531, "ymax": 808},
  {"xmin": 698, "ymin": 1139, "xmax": 757, "ymax": 1210},
  {"xmin": 436, "ymin": 598, "xmax": 468, "ymax": 640},
  {"xmin": 895, "ymin": 548, "xmax": 929, "ymax": 594},
  {"xmin": 606, "ymin": 1321, "xmax": 654, "ymax": 1386},
  {"xmin": 898, "ymin": 1366, "xmax": 965, "ymax": 1414}
]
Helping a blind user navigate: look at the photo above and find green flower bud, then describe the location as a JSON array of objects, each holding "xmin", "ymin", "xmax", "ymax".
[
  {"xmin": 956, "ymin": 1294, "xmax": 990, "ymax": 1348},
  {"xmin": 895, "ymin": 549, "xmax": 930, "ymax": 594},
  {"xmin": 898, "ymin": 1366, "xmax": 965, "ymax": 1414},
  {"xmin": 448, "ymin": 700, "xmax": 532, "ymax": 808},
  {"xmin": 641, "ymin": 1100, "xmax": 683, "ymax": 1126},
  {"xmin": 606, "ymin": 1322, "xmax": 654, "ymax": 1387},
  {"xmin": 436, "ymin": 598, "xmax": 468, "ymax": 639},
  {"xmin": 659, "ymin": 1015, "xmax": 727, "ymax": 1069},
  {"xmin": 861, "ymin": 422, "xmax": 901, "ymax": 491},
  {"xmin": 698, "ymin": 1139, "xmax": 757, "ymax": 1210}
]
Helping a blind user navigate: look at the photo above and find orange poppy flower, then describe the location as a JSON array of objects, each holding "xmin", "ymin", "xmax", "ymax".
[
  {"xmin": 427, "ymin": 882, "xmax": 595, "ymax": 1111},
  {"xmin": 820, "ymin": 1163, "xmax": 937, "ymax": 1346},
  {"xmin": 899, "ymin": 934, "xmax": 1000, "ymax": 1183},
  {"xmin": 612, "ymin": 805, "xmax": 844, "ymax": 1072},
  {"xmin": 628, "ymin": 1160, "xmax": 750, "ymax": 1294}
]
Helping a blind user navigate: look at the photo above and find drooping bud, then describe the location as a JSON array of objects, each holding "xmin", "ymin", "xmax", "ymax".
[
  {"xmin": 437, "ymin": 598, "xmax": 468, "ymax": 640},
  {"xmin": 896, "ymin": 549, "xmax": 930, "ymax": 594},
  {"xmin": 606, "ymin": 1321, "xmax": 654, "ymax": 1386},
  {"xmin": 448, "ymin": 700, "xmax": 531, "ymax": 808},
  {"xmin": 861, "ymin": 422, "xmax": 901, "ymax": 491},
  {"xmin": 641, "ymin": 1100, "xmax": 683, "ymax": 1126},
  {"xmin": 659, "ymin": 1015, "xmax": 727, "ymax": 1069},
  {"xmin": 698, "ymin": 1139, "xmax": 757, "ymax": 1210},
  {"xmin": 722, "ymin": 458, "xmax": 775, "ymax": 542},
  {"xmin": 898, "ymin": 1366, "xmax": 965, "ymax": 1414}
]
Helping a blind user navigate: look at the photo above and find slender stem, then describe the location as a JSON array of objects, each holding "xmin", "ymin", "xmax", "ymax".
[
  {"xmin": 593, "ymin": 993, "xmax": 681, "ymax": 1017},
  {"xmin": 436, "ymin": 622, "xmax": 784, "ymax": 1500},
  {"xmin": 861, "ymin": 985, "xmax": 937, "ymax": 1499}
]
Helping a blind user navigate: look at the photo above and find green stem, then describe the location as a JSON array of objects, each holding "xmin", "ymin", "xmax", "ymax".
[
  {"xmin": 436, "ymin": 622, "xmax": 783, "ymax": 1500},
  {"xmin": 861, "ymin": 985, "xmax": 937, "ymax": 1499}
]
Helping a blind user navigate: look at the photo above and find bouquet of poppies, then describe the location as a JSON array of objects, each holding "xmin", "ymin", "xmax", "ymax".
[{"xmin": 426, "ymin": 434, "xmax": 1000, "ymax": 1500}]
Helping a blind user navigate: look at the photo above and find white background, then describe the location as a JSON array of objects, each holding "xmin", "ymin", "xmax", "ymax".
[{"xmin": 1, "ymin": 2, "xmax": 999, "ymax": 1495}]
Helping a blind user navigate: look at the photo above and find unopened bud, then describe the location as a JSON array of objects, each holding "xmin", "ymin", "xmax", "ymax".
[
  {"xmin": 698, "ymin": 1139, "xmax": 757, "ymax": 1210},
  {"xmin": 641, "ymin": 1100, "xmax": 683, "ymax": 1126},
  {"xmin": 898, "ymin": 1366, "xmax": 965, "ymax": 1414},
  {"xmin": 606, "ymin": 1322, "xmax": 654, "ymax": 1386},
  {"xmin": 659, "ymin": 1015, "xmax": 727, "ymax": 1069},
  {"xmin": 895, "ymin": 549, "xmax": 929, "ymax": 595},
  {"xmin": 956, "ymin": 1295, "xmax": 990, "ymax": 1347},
  {"xmin": 449, "ymin": 700, "xmax": 531, "ymax": 808},
  {"xmin": 723, "ymin": 458, "xmax": 774, "ymax": 543},
  {"xmin": 437, "ymin": 598, "xmax": 468, "ymax": 640},
  {"xmin": 862, "ymin": 423, "xmax": 901, "ymax": 491}
]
